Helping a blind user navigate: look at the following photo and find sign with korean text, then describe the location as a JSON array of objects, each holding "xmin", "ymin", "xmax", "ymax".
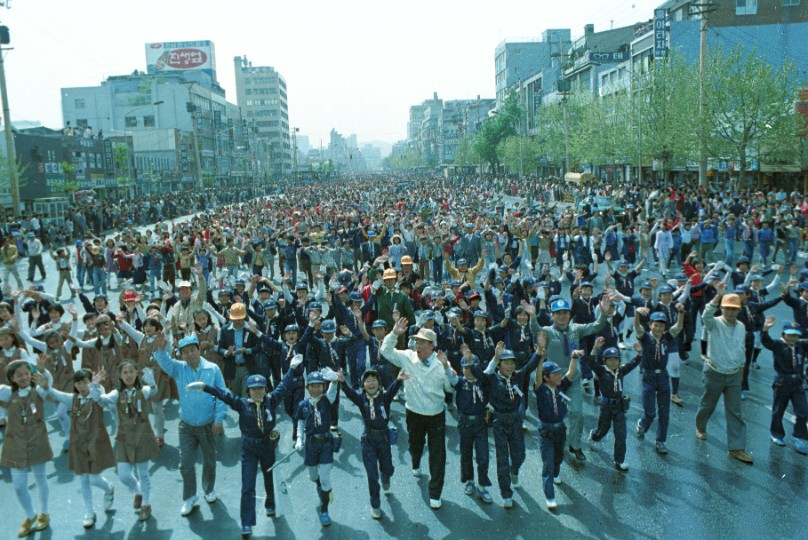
[
  {"xmin": 654, "ymin": 9, "xmax": 667, "ymax": 59},
  {"xmin": 145, "ymin": 41, "xmax": 216, "ymax": 73}
]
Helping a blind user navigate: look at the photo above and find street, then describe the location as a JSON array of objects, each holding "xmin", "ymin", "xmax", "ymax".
[{"xmin": 0, "ymin": 240, "xmax": 806, "ymax": 540}]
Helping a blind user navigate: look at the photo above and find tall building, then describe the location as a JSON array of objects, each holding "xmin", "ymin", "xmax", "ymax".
[
  {"xmin": 233, "ymin": 56, "xmax": 291, "ymax": 178},
  {"xmin": 495, "ymin": 30, "xmax": 571, "ymax": 108}
]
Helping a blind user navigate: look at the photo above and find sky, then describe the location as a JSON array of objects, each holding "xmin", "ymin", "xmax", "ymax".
[{"xmin": 2, "ymin": 0, "xmax": 663, "ymax": 149}]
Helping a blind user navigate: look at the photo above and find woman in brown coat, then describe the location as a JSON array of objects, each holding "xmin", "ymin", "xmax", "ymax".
[
  {"xmin": 46, "ymin": 369, "xmax": 115, "ymax": 529},
  {"xmin": 100, "ymin": 361, "xmax": 160, "ymax": 521},
  {"xmin": 1, "ymin": 360, "xmax": 53, "ymax": 537},
  {"xmin": 0, "ymin": 326, "xmax": 29, "ymax": 429}
]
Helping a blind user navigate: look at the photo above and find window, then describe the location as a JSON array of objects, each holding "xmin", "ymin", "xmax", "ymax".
[
  {"xmin": 736, "ymin": 0, "xmax": 757, "ymax": 15},
  {"xmin": 76, "ymin": 119, "xmax": 88, "ymax": 128},
  {"xmin": 125, "ymin": 116, "xmax": 137, "ymax": 128},
  {"xmin": 143, "ymin": 115, "xmax": 155, "ymax": 128},
  {"xmin": 783, "ymin": 0, "xmax": 799, "ymax": 6},
  {"xmin": 74, "ymin": 99, "xmax": 86, "ymax": 109}
]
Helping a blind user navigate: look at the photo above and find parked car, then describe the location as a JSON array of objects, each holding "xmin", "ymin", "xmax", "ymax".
[{"xmin": 577, "ymin": 195, "xmax": 623, "ymax": 213}]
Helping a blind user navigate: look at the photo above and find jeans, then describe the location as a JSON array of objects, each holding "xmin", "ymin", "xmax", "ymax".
[
  {"xmin": 492, "ymin": 414, "xmax": 524, "ymax": 499},
  {"xmin": 179, "ymin": 421, "xmax": 217, "ymax": 500},
  {"xmin": 539, "ymin": 424, "xmax": 566, "ymax": 500},
  {"xmin": 788, "ymin": 238, "xmax": 799, "ymax": 264},
  {"xmin": 458, "ymin": 414, "xmax": 490, "ymax": 486},
  {"xmin": 405, "ymin": 410, "xmax": 446, "ymax": 500},
  {"xmin": 723, "ymin": 238, "xmax": 736, "ymax": 267},
  {"xmin": 347, "ymin": 341, "xmax": 368, "ymax": 388},
  {"xmin": 759, "ymin": 241, "xmax": 771, "ymax": 266},
  {"xmin": 639, "ymin": 372, "xmax": 670, "ymax": 442},
  {"xmin": 362, "ymin": 431, "xmax": 394, "ymax": 510},
  {"xmin": 76, "ymin": 264, "xmax": 86, "ymax": 287},
  {"xmin": 92, "ymin": 267, "xmax": 107, "ymax": 296}
]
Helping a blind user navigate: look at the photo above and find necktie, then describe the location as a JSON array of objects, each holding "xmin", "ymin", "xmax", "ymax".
[
  {"xmin": 655, "ymin": 340, "xmax": 662, "ymax": 369},
  {"xmin": 555, "ymin": 325, "xmax": 570, "ymax": 359},
  {"xmin": 368, "ymin": 396, "xmax": 376, "ymax": 420},
  {"xmin": 789, "ymin": 344, "xmax": 796, "ymax": 370},
  {"xmin": 505, "ymin": 377, "xmax": 515, "ymax": 400},
  {"xmin": 551, "ymin": 388, "xmax": 558, "ymax": 415}
]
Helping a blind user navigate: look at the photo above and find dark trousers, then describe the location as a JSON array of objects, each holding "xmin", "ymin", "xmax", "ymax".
[
  {"xmin": 639, "ymin": 372, "xmax": 670, "ymax": 443},
  {"xmin": 240, "ymin": 441, "xmax": 276, "ymax": 527},
  {"xmin": 492, "ymin": 415, "xmax": 525, "ymax": 499},
  {"xmin": 741, "ymin": 333, "xmax": 756, "ymax": 391},
  {"xmin": 179, "ymin": 421, "xmax": 217, "ymax": 500},
  {"xmin": 591, "ymin": 405, "xmax": 627, "ymax": 463},
  {"xmin": 405, "ymin": 410, "xmax": 446, "ymax": 500},
  {"xmin": 284, "ymin": 386, "xmax": 305, "ymax": 439},
  {"xmin": 771, "ymin": 378, "xmax": 808, "ymax": 440},
  {"xmin": 347, "ymin": 342, "xmax": 368, "ymax": 388},
  {"xmin": 362, "ymin": 432, "xmax": 394, "ymax": 509},
  {"xmin": 458, "ymin": 415, "xmax": 490, "ymax": 486},
  {"xmin": 27, "ymin": 254, "xmax": 45, "ymax": 280},
  {"xmin": 539, "ymin": 424, "xmax": 566, "ymax": 500}
]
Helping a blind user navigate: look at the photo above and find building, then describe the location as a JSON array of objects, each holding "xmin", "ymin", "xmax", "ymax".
[
  {"xmin": 233, "ymin": 56, "xmax": 291, "ymax": 178},
  {"xmin": 495, "ymin": 30, "xmax": 571, "ymax": 109}
]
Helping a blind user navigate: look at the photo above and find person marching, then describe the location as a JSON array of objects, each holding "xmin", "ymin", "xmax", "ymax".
[
  {"xmin": 99, "ymin": 361, "xmax": 160, "ymax": 521},
  {"xmin": 633, "ymin": 304, "xmax": 685, "ymax": 455},
  {"xmin": 0, "ymin": 327, "xmax": 32, "ymax": 431},
  {"xmin": 760, "ymin": 316, "xmax": 808, "ymax": 455},
  {"xmin": 586, "ymin": 338, "xmax": 642, "ymax": 471},
  {"xmin": 188, "ymin": 355, "xmax": 305, "ymax": 537},
  {"xmin": 532, "ymin": 347, "xmax": 580, "ymax": 510},
  {"xmin": 294, "ymin": 368, "xmax": 341, "ymax": 527},
  {"xmin": 1, "ymin": 360, "xmax": 53, "ymax": 537},
  {"xmin": 44, "ymin": 368, "xmax": 116, "ymax": 529},
  {"xmin": 119, "ymin": 317, "xmax": 173, "ymax": 447},
  {"xmin": 340, "ymin": 367, "xmax": 408, "ymax": 519},
  {"xmin": 448, "ymin": 345, "xmax": 493, "ymax": 504},
  {"xmin": 470, "ymin": 343, "xmax": 541, "ymax": 508}
]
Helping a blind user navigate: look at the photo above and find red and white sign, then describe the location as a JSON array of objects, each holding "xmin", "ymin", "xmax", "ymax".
[{"xmin": 145, "ymin": 41, "xmax": 215, "ymax": 72}]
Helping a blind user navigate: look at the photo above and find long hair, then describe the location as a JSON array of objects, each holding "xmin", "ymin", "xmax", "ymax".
[{"xmin": 116, "ymin": 360, "xmax": 142, "ymax": 392}]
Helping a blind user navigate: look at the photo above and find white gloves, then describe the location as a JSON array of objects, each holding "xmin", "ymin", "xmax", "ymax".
[
  {"xmin": 294, "ymin": 438, "xmax": 303, "ymax": 452},
  {"xmin": 537, "ymin": 288, "xmax": 546, "ymax": 300},
  {"xmin": 141, "ymin": 367, "xmax": 156, "ymax": 387},
  {"xmin": 186, "ymin": 381, "xmax": 205, "ymax": 392},
  {"xmin": 371, "ymin": 279, "xmax": 382, "ymax": 293},
  {"xmin": 291, "ymin": 354, "xmax": 304, "ymax": 369},
  {"xmin": 320, "ymin": 367, "xmax": 339, "ymax": 382}
]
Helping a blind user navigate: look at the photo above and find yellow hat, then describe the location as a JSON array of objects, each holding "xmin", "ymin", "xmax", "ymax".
[
  {"xmin": 383, "ymin": 268, "xmax": 397, "ymax": 280},
  {"xmin": 230, "ymin": 303, "xmax": 247, "ymax": 320},
  {"xmin": 720, "ymin": 294, "xmax": 742, "ymax": 309},
  {"xmin": 401, "ymin": 255, "xmax": 413, "ymax": 266}
]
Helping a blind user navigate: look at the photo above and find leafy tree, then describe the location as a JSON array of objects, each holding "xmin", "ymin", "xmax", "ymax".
[
  {"xmin": 382, "ymin": 150, "xmax": 428, "ymax": 171},
  {"xmin": 702, "ymin": 46, "xmax": 800, "ymax": 184},
  {"xmin": 472, "ymin": 91, "xmax": 520, "ymax": 172}
]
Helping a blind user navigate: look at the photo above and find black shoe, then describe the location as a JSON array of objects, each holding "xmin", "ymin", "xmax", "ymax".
[{"xmin": 569, "ymin": 446, "xmax": 586, "ymax": 461}]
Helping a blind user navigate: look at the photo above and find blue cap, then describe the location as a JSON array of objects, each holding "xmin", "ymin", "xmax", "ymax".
[
  {"xmin": 257, "ymin": 286, "xmax": 272, "ymax": 294},
  {"xmin": 494, "ymin": 277, "xmax": 504, "ymax": 285},
  {"xmin": 617, "ymin": 260, "xmax": 629, "ymax": 267},
  {"xmin": 306, "ymin": 372, "xmax": 326, "ymax": 386},
  {"xmin": 284, "ymin": 324, "xmax": 300, "ymax": 333},
  {"xmin": 295, "ymin": 282, "xmax": 309, "ymax": 291},
  {"xmin": 542, "ymin": 361, "xmax": 563, "ymax": 374},
  {"xmin": 361, "ymin": 368, "xmax": 381, "ymax": 382},
  {"xmin": 460, "ymin": 355, "xmax": 480, "ymax": 368},
  {"xmin": 734, "ymin": 284, "xmax": 751, "ymax": 294},
  {"xmin": 736, "ymin": 256, "xmax": 750, "ymax": 265},
  {"xmin": 450, "ymin": 280, "xmax": 462, "ymax": 288},
  {"xmin": 674, "ymin": 273, "xmax": 688, "ymax": 281},
  {"xmin": 523, "ymin": 277, "xmax": 536, "ymax": 287},
  {"xmin": 246, "ymin": 374, "xmax": 268, "ymax": 389},
  {"xmin": 348, "ymin": 291, "xmax": 363, "ymax": 303},
  {"xmin": 498, "ymin": 349, "xmax": 516, "ymax": 361},
  {"xmin": 26, "ymin": 232, "xmax": 35, "ymax": 238},
  {"xmin": 448, "ymin": 307, "xmax": 463, "ymax": 317},
  {"xmin": 371, "ymin": 320, "xmax": 388, "ymax": 329},
  {"xmin": 235, "ymin": 278, "xmax": 246, "ymax": 286},
  {"xmin": 178, "ymin": 335, "xmax": 199, "ymax": 350},
  {"xmin": 320, "ymin": 320, "xmax": 337, "ymax": 333},
  {"xmin": 218, "ymin": 289, "xmax": 233, "ymax": 297},
  {"xmin": 422, "ymin": 310, "xmax": 436, "ymax": 321},
  {"xmin": 799, "ymin": 282, "xmax": 808, "ymax": 292},
  {"xmin": 747, "ymin": 274, "xmax": 763, "ymax": 282},
  {"xmin": 550, "ymin": 298, "xmax": 571, "ymax": 312},
  {"xmin": 639, "ymin": 281, "xmax": 652, "ymax": 290},
  {"xmin": 76, "ymin": 240, "xmax": 83, "ymax": 246},
  {"xmin": 659, "ymin": 285, "xmax": 675, "ymax": 294},
  {"xmin": 783, "ymin": 322, "xmax": 802, "ymax": 335},
  {"xmin": 498, "ymin": 265, "xmax": 509, "ymax": 274},
  {"xmin": 456, "ymin": 258, "xmax": 468, "ymax": 267},
  {"xmin": 308, "ymin": 302, "xmax": 322, "ymax": 312},
  {"xmin": 649, "ymin": 312, "xmax": 668, "ymax": 324},
  {"xmin": 602, "ymin": 347, "xmax": 620, "ymax": 358},
  {"xmin": 262, "ymin": 300, "xmax": 277, "ymax": 311},
  {"xmin": 580, "ymin": 281, "xmax": 593, "ymax": 289}
]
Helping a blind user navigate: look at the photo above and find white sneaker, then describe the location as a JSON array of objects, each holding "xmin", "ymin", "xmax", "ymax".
[
  {"xmin": 103, "ymin": 486, "xmax": 115, "ymax": 511},
  {"xmin": 615, "ymin": 462, "xmax": 629, "ymax": 471},
  {"xmin": 429, "ymin": 498, "xmax": 442, "ymax": 509},
  {"xmin": 181, "ymin": 496, "xmax": 199, "ymax": 516},
  {"xmin": 370, "ymin": 507, "xmax": 382, "ymax": 519},
  {"xmin": 204, "ymin": 491, "xmax": 218, "ymax": 504},
  {"xmin": 553, "ymin": 476, "xmax": 562, "ymax": 485},
  {"xmin": 412, "ymin": 468, "xmax": 422, "ymax": 477},
  {"xmin": 546, "ymin": 498, "xmax": 558, "ymax": 510},
  {"xmin": 82, "ymin": 512, "xmax": 96, "ymax": 529},
  {"xmin": 502, "ymin": 498, "xmax": 513, "ymax": 509}
]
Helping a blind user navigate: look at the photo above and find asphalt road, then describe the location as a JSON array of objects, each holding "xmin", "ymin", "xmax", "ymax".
[{"xmin": 0, "ymin": 230, "xmax": 806, "ymax": 540}]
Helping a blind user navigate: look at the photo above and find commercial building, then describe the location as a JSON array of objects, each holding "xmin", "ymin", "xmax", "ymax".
[{"xmin": 233, "ymin": 56, "xmax": 291, "ymax": 179}]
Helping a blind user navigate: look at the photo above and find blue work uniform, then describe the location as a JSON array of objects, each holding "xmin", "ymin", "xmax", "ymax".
[
  {"xmin": 637, "ymin": 331, "xmax": 674, "ymax": 442},
  {"xmin": 760, "ymin": 332, "xmax": 808, "ymax": 441},
  {"xmin": 534, "ymin": 376, "xmax": 573, "ymax": 501},
  {"xmin": 452, "ymin": 374, "xmax": 491, "ymax": 488}
]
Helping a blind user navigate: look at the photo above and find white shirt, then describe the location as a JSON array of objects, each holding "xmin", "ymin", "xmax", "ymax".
[{"xmin": 380, "ymin": 333, "xmax": 451, "ymax": 416}]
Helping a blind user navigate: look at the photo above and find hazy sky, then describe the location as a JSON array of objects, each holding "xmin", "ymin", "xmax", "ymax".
[{"xmin": 3, "ymin": 0, "xmax": 662, "ymax": 146}]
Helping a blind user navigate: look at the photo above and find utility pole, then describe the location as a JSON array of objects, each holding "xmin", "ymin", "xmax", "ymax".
[
  {"xmin": 553, "ymin": 37, "xmax": 572, "ymax": 176},
  {"xmin": 692, "ymin": 2, "xmax": 716, "ymax": 187},
  {"xmin": 0, "ymin": 24, "xmax": 19, "ymax": 215}
]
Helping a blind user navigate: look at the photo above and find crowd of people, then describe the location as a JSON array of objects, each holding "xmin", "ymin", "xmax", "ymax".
[{"xmin": 0, "ymin": 172, "xmax": 807, "ymax": 538}]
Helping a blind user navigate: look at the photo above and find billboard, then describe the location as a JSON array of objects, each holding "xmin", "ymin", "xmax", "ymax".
[{"xmin": 145, "ymin": 41, "xmax": 216, "ymax": 74}]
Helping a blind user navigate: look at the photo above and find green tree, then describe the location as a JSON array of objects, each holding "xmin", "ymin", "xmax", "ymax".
[
  {"xmin": 382, "ymin": 150, "xmax": 428, "ymax": 171},
  {"xmin": 472, "ymin": 91, "xmax": 520, "ymax": 172},
  {"xmin": 452, "ymin": 135, "xmax": 481, "ymax": 168},
  {"xmin": 703, "ymin": 46, "xmax": 800, "ymax": 184},
  {"xmin": 54, "ymin": 161, "xmax": 80, "ymax": 199}
]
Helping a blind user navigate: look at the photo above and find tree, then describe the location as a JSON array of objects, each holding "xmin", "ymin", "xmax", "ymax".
[
  {"xmin": 703, "ymin": 46, "xmax": 800, "ymax": 184},
  {"xmin": 54, "ymin": 161, "xmax": 80, "ymax": 199},
  {"xmin": 472, "ymin": 91, "xmax": 520, "ymax": 172},
  {"xmin": 382, "ymin": 150, "xmax": 428, "ymax": 171},
  {"xmin": 452, "ymin": 135, "xmax": 481, "ymax": 169}
]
